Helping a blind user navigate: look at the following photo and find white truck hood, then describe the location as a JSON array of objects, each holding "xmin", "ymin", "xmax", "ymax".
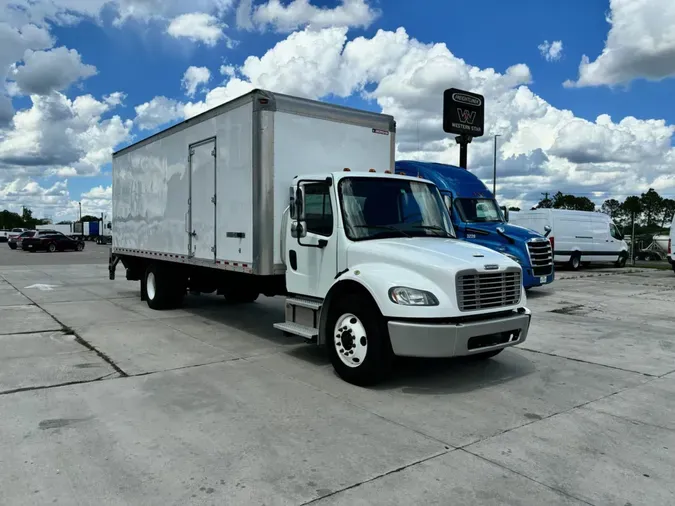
[{"xmin": 347, "ymin": 237, "xmax": 519, "ymax": 272}]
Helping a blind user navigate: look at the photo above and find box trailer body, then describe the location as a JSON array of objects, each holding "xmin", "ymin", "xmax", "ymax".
[
  {"xmin": 110, "ymin": 89, "xmax": 531, "ymax": 385},
  {"xmin": 508, "ymin": 209, "xmax": 628, "ymax": 269},
  {"xmin": 113, "ymin": 90, "xmax": 394, "ymax": 275}
]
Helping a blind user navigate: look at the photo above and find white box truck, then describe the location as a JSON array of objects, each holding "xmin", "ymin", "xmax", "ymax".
[
  {"xmin": 109, "ymin": 89, "xmax": 531, "ymax": 385},
  {"xmin": 509, "ymin": 209, "xmax": 628, "ymax": 270}
]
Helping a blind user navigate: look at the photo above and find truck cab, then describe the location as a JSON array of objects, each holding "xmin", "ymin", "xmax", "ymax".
[
  {"xmin": 395, "ymin": 161, "xmax": 554, "ymax": 289},
  {"xmin": 279, "ymin": 169, "xmax": 532, "ymax": 385}
]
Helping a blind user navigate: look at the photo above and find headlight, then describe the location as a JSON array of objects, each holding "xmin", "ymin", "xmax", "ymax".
[
  {"xmin": 504, "ymin": 253, "xmax": 521, "ymax": 265},
  {"xmin": 388, "ymin": 286, "xmax": 439, "ymax": 306}
]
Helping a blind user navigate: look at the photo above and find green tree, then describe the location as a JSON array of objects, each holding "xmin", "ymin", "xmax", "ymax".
[
  {"xmin": 660, "ymin": 198, "xmax": 675, "ymax": 227},
  {"xmin": 508, "ymin": 206, "xmax": 521, "ymax": 211},
  {"xmin": 550, "ymin": 191, "xmax": 595, "ymax": 211},
  {"xmin": 0, "ymin": 210, "xmax": 23, "ymax": 229},
  {"xmin": 601, "ymin": 199, "xmax": 621, "ymax": 219},
  {"xmin": 640, "ymin": 188, "xmax": 663, "ymax": 227},
  {"xmin": 80, "ymin": 215, "xmax": 100, "ymax": 222}
]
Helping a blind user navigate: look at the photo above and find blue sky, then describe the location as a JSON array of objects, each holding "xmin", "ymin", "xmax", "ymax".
[{"xmin": 1, "ymin": 0, "xmax": 674, "ymax": 219}]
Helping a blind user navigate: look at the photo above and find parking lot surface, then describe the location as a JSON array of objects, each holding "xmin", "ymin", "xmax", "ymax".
[{"xmin": 1, "ymin": 252, "xmax": 674, "ymax": 505}]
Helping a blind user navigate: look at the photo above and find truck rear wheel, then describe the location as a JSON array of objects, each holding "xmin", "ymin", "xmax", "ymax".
[
  {"xmin": 326, "ymin": 293, "xmax": 393, "ymax": 386},
  {"xmin": 144, "ymin": 264, "xmax": 184, "ymax": 310}
]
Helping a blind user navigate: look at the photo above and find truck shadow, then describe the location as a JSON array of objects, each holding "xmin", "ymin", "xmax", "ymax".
[{"xmin": 177, "ymin": 294, "xmax": 536, "ymax": 391}]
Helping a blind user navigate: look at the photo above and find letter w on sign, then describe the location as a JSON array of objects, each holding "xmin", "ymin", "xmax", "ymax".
[{"xmin": 457, "ymin": 108, "xmax": 476, "ymax": 125}]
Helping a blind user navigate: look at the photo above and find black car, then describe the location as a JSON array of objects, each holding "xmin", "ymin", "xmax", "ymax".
[{"xmin": 22, "ymin": 232, "xmax": 85, "ymax": 252}]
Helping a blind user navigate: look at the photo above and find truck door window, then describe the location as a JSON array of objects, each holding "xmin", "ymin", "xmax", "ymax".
[{"xmin": 303, "ymin": 182, "xmax": 333, "ymax": 237}]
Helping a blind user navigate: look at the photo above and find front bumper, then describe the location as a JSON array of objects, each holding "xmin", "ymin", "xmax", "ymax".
[{"xmin": 387, "ymin": 308, "xmax": 531, "ymax": 358}]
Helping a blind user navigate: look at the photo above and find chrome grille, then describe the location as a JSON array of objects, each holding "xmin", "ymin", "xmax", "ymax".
[
  {"xmin": 457, "ymin": 269, "xmax": 522, "ymax": 311},
  {"xmin": 527, "ymin": 239, "xmax": 553, "ymax": 276}
]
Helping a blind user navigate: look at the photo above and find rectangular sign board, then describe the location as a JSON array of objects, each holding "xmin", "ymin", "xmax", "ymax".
[{"xmin": 443, "ymin": 88, "xmax": 485, "ymax": 137}]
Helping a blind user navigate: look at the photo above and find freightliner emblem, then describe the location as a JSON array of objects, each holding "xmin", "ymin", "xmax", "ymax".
[{"xmin": 484, "ymin": 264, "xmax": 499, "ymax": 270}]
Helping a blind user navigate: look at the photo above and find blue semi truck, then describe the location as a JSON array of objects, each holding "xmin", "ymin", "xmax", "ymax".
[{"xmin": 395, "ymin": 160, "xmax": 554, "ymax": 289}]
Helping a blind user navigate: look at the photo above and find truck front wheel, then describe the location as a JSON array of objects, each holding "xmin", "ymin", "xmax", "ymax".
[{"xmin": 326, "ymin": 294, "xmax": 393, "ymax": 386}]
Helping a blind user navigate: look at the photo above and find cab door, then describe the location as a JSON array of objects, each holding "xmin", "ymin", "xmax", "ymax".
[{"xmin": 285, "ymin": 180, "xmax": 339, "ymax": 298}]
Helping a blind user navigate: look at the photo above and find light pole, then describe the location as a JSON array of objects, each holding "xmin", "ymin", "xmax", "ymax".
[
  {"xmin": 78, "ymin": 201, "xmax": 82, "ymax": 222},
  {"xmin": 493, "ymin": 134, "xmax": 501, "ymax": 197}
]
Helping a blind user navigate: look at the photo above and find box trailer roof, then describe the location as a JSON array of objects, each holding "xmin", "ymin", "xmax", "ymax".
[{"xmin": 113, "ymin": 89, "xmax": 396, "ymax": 158}]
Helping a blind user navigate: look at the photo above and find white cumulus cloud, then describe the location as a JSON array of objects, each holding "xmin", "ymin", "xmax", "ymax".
[
  {"xmin": 182, "ymin": 66, "xmax": 211, "ymax": 97},
  {"xmin": 538, "ymin": 40, "xmax": 563, "ymax": 62},
  {"xmin": 167, "ymin": 12, "xmax": 233, "ymax": 47},
  {"xmin": 10, "ymin": 46, "xmax": 97, "ymax": 95},
  {"xmin": 565, "ymin": 0, "xmax": 675, "ymax": 87},
  {"xmin": 237, "ymin": 0, "xmax": 379, "ymax": 33}
]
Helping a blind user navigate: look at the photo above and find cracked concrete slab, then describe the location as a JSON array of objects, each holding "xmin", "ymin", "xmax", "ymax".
[
  {"xmin": 249, "ymin": 346, "xmax": 646, "ymax": 447},
  {"xmin": 313, "ymin": 449, "xmax": 584, "ymax": 505},
  {"xmin": 0, "ymin": 331, "xmax": 117, "ymax": 393},
  {"xmin": 524, "ymin": 312, "xmax": 675, "ymax": 376},
  {"xmin": 0, "ymin": 360, "xmax": 444, "ymax": 506},
  {"xmin": 0, "ymin": 304, "xmax": 60, "ymax": 335},
  {"xmin": 39, "ymin": 299, "xmax": 151, "ymax": 328},
  {"xmin": 74, "ymin": 319, "xmax": 239, "ymax": 375},
  {"xmin": 466, "ymin": 407, "xmax": 675, "ymax": 506},
  {"xmin": 584, "ymin": 378, "xmax": 675, "ymax": 430},
  {"xmin": 0, "ymin": 281, "xmax": 31, "ymax": 306}
]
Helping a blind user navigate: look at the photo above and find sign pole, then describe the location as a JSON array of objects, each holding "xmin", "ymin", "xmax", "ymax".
[{"xmin": 455, "ymin": 134, "xmax": 472, "ymax": 169}]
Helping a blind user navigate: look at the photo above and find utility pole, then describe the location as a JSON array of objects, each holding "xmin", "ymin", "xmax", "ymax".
[
  {"xmin": 78, "ymin": 201, "xmax": 82, "ymax": 222},
  {"xmin": 493, "ymin": 134, "xmax": 501, "ymax": 197}
]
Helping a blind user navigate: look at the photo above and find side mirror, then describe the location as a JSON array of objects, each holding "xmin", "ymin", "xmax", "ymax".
[
  {"xmin": 289, "ymin": 187, "xmax": 296, "ymax": 219},
  {"xmin": 291, "ymin": 221, "xmax": 307, "ymax": 239},
  {"xmin": 500, "ymin": 206, "xmax": 509, "ymax": 222},
  {"xmin": 544, "ymin": 225, "xmax": 552, "ymax": 238},
  {"xmin": 295, "ymin": 186, "xmax": 305, "ymax": 222}
]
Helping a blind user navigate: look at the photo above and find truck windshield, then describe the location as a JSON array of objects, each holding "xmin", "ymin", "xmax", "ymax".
[
  {"xmin": 455, "ymin": 198, "xmax": 504, "ymax": 223},
  {"xmin": 338, "ymin": 177, "xmax": 455, "ymax": 241}
]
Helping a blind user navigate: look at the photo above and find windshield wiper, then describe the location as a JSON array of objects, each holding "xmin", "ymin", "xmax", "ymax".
[
  {"xmin": 352, "ymin": 224, "xmax": 412, "ymax": 238},
  {"xmin": 412, "ymin": 225, "xmax": 454, "ymax": 238}
]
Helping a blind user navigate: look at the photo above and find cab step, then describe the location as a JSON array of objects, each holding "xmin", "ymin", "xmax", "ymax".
[
  {"xmin": 286, "ymin": 296, "xmax": 322, "ymax": 310},
  {"xmin": 273, "ymin": 322, "xmax": 318, "ymax": 340}
]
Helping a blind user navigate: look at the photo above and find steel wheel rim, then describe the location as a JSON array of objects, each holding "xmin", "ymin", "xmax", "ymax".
[
  {"xmin": 572, "ymin": 256, "xmax": 580, "ymax": 268},
  {"xmin": 334, "ymin": 313, "xmax": 368, "ymax": 368},
  {"xmin": 146, "ymin": 272, "xmax": 157, "ymax": 300}
]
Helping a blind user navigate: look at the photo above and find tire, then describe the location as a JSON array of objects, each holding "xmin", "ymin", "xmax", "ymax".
[
  {"xmin": 568, "ymin": 252, "xmax": 581, "ymax": 270},
  {"xmin": 47, "ymin": 243, "xmax": 56, "ymax": 253},
  {"xmin": 76, "ymin": 243, "xmax": 84, "ymax": 251},
  {"xmin": 9, "ymin": 244, "xmax": 16, "ymax": 250},
  {"xmin": 325, "ymin": 293, "xmax": 393, "ymax": 386},
  {"xmin": 614, "ymin": 253, "xmax": 627, "ymax": 268},
  {"xmin": 144, "ymin": 264, "xmax": 184, "ymax": 310},
  {"xmin": 467, "ymin": 349, "xmax": 504, "ymax": 360}
]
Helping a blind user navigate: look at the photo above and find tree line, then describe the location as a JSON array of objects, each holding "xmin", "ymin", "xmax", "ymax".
[{"xmin": 0, "ymin": 207, "xmax": 100, "ymax": 230}]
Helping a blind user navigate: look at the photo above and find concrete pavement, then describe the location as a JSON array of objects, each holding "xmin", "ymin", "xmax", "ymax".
[{"xmin": 1, "ymin": 259, "xmax": 674, "ymax": 505}]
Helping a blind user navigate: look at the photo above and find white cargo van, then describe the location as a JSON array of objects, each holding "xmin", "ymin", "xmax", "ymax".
[
  {"xmin": 110, "ymin": 89, "xmax": 532, "ymax": 385},
  {"xmin": 509, "ymin": 209, "xmax": 628, "ymax": 270}
]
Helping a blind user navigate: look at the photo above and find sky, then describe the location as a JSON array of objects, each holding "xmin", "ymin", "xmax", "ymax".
[{"xmin": 0, "ymin": 0, "xmax": 674, "ymax": 221}]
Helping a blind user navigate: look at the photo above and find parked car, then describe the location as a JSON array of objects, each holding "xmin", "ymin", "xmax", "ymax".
[
  {"xmin": 0, "ymin": 230, "xmax": 8, "ymax": 243},
  {"xmin": 8, "ymin": 229, "xmax": 34, "ymax": 249},
  {"xmin": 22, "ymin": 232, "xmax": 85, "ymax": 252},
  {"xmin": 7, "ymin": 228, "xmax": 28, "ymax": 248},
  {"xmin": 509, "ymin": 209, "xmax": 629, "ymax": 270}
]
